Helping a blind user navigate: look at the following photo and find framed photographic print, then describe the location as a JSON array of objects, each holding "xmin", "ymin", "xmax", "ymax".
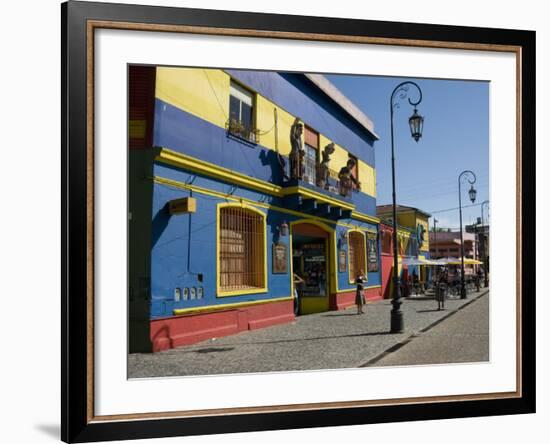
[{"xmin": 62, "ymin": 1, "xmax": 535, "ymax": 442}]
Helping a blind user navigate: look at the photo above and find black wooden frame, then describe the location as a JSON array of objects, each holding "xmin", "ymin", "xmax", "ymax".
[{"xmin": 62, "ymin": 1, "xmax": 536, "ymax": 442}]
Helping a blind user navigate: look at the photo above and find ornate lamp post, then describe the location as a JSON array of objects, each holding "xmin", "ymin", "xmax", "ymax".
[
  {"xmin": 433, "ymin": 218, "xmax": 439, "ymax": 258},
  {"xmin": 389, "ymin": 81, "xmax": 424, "ymax": 333},
  {"xmin": 458, "ymin": 170, "xmax": 477, "ymax": 299},
  {"xmin": 481, "ymin": 200, "xmax": 489, "ymax": 287}
]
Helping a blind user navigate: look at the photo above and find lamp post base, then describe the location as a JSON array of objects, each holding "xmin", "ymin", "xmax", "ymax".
[{"xmin": 390, "ymin": 309, "xmax": 404, "ymax": 333}]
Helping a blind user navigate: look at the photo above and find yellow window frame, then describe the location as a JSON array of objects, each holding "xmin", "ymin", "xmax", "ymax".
[{"xmin": 216, "ymin": 202, "xmax": 268, "ymax": 297}]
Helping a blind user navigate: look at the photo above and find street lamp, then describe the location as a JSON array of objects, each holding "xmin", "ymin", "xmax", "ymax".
[
  {"xmin": 389, "ymin": 81, "xmax": 424, "ymax": 334},
  {"xmin": 433, "ymin": 218, "xmax": 439, "ymax": 258},
  {"xmin": 481, "ymin": 200, "xmax": 490, "ymax": 287},
  {"xmin": 458, "ymin": 170, "xmax": 477, "ymax": 299}
]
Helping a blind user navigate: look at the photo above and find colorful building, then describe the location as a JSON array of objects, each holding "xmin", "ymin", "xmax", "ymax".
[
  {"xmin": 376, "ymin": 205, "xmax": 431, "ymax": 298},
  {"xmin": 429, "ymin": 230, "xmax": 476, "ymax": 260},
  {"xmin": 129, "ymin": 66, "xmax": 383, "ymax": 352}
]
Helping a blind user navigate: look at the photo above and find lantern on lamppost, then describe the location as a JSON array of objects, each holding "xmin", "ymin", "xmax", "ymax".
[
  {"xmin": 279, "ymin": 221, "xmax": 289, "ymax": 237},
  {"xmin": 339, "ymin": 230, "xmax": 348, "ymax": 248},
  {"xmin": 469, "ymin": 184, "xmax": 477, "ymax": 203},
  {"xmin": 408, "ymin": 108, "xmax": 424, "ymax": 142}
]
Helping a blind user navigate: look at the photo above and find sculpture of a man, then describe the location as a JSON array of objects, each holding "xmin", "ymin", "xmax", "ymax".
[
  {"xmin": 317, "ymin": 142, "xmax": 335, "ymax": 189},
  {"xmin": 338, "ymin": 158, "xmax": 361, "ymax": 197},
  {"xmin": 289, "ymin": 118, "xmax": 305, "ymax": 180}
]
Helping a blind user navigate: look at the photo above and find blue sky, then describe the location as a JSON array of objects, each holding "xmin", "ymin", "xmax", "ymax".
[{"xmin": 326, "ymin": 74, "xmax": 490, "ymax": 231}]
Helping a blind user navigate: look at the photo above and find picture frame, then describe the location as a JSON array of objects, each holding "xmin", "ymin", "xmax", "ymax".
[
  {"xmin": 272, "ymin": 242, "xmax": 289, "ymax": 274},
  {"xmin": 367, "ymin": 233, "xmax": 379, "ymax": 273},
  {"xmin": 62, "ymin": 1, "xmax": 535, "ymax": 442}
]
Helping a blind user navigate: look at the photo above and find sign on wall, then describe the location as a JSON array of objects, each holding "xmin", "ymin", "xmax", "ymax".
[
  {"xmin": 367, "ymin": 233, "xmax": 379, "ymax": 272},
  {"xmin": 272, "ymin": 242, "xmax": 288, "ymax": 274},
  {"xmin": 338, "ymin": 249, "xmax": 347, "ymax": 273}
]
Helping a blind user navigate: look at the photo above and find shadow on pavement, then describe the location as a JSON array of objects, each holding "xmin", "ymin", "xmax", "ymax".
[
  {"xmin": 194, "ymin": 347, "xmax": 235, "ymax": 354},
  {"xmin": 321, "ymin": 313, "xmax": 362, "ymax": 317}
]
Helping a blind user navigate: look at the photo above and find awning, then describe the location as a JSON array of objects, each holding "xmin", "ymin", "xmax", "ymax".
[
  {"xmin": 439, "ymin": 257, "xmax": 483, "ymax": 265},
  {"xmin": 401, "ymin": 257, "xmax": 442, "ymax": 266}
]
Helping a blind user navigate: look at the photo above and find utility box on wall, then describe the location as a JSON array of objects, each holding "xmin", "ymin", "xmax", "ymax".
[{"xmin": 168, "ymin": 197, "xmax": 197, "ymax": 215}]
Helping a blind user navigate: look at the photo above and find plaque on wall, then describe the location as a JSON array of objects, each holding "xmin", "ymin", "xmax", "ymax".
[
  {"xmin": 272, "ymin": 242, "xmax": 288, "ymax": 274},
  {"xmin": 367, "ymin": 233, "xmax": 379, "ymax": 272},
  {"xmin": 338, "ymin": 249, "xmax": 347, "ymax": 273}
]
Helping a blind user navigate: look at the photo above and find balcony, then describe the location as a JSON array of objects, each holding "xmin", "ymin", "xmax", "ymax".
[
  {"xmin": 225, "ymin": 118, "xmax": 259, "ymax": 144},
  {"xmin": 281, "ymin": 157, "xmax": 356, "ymax": 220}
]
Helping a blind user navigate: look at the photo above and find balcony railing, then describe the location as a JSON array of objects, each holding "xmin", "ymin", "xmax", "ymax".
[
  {"xmin": 225, "ymin": 118, "xmax": 259, "ymax": 144},
  {"xmin": 301, "ymin": 157, "xmax": 360, "ymax": 198}
]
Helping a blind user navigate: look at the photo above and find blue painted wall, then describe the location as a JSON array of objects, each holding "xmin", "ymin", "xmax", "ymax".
[
  {"xmin": 153, "ymin": 99, "xmax": 377, "ymax": 215},
  {"xmin": 150, "ymin": 163, "xmax": 381, "ymax": 319},
  {"xmin": 226, "ymin": 70, "xmax": 376, "ymax": 166}
]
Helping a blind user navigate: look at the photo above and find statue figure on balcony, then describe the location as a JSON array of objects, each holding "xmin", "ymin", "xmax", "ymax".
[
  {"xmin": 338, "ymin": 158, "xmax": 361, "ymax": 197},
  {"xmin": 317, "ymin": 142, "xmax": 335, "ymax": 190},
  {"xmin": 289, "ymin": 118, "xmax": 305, "ymax": 180}
]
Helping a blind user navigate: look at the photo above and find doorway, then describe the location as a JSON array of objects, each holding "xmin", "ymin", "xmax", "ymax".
[{"xmin": 291, "ymin": 222, "xmax": 331, "ymax": 315}]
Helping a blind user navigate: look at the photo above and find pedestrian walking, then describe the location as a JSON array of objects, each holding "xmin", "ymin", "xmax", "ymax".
[
  {"xmin": 293, "ymin": 273, "xmax": 304, "ymax": 316},
  {"xmin": 355, "ymin": 270, "xmax": 366, "ymax": 314},
  {"xmin": 436, "ymin": 269, "xmax": 446, "ymax": 310}
]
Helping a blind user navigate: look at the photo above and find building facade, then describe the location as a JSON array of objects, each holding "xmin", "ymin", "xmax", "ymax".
[
  {"xmin": 377, "ymin": 205, "xmax": 431, "ymax": 298},
  {"xmin": 429, "ymin": 230, "xmax": 477, "ymax": 260},
  {"xmin": 129, "ymin": 66, "xmax": 383, "ymax": 352}
]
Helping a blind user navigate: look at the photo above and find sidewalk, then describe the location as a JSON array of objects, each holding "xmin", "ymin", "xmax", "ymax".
[
  {"xmin": 129, "ymin": 289, "xmax": 489, "ymax": 378},
  {"xmin": 371, "ymin": 291, "xmax": 489, "ymax": 366}
]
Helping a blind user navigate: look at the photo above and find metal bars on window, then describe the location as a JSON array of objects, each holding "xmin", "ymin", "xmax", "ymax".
[{"xmin": 219, "ymin": 206, "xmax": 265, "ymax": 292}]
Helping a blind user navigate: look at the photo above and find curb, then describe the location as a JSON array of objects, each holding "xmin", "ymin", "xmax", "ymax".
[{"xmin": 357, "ymin": 290, "xmax": 489, "ymax": 367}]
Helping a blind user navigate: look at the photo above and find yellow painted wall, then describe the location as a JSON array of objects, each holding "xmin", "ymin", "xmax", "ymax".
[
  {"xmin": 155, "ymin": 67, "xmax": 376, "ymax": 197},
  {"xmin": 416, "ymin": 215, "xmax": 430, "ymax": 252},
  {"xmin": 320, "ymin": 135, "xmax": 346, "ymax": 172},
  {"xmin": 397, "ymin": 212, "xmax": 416, "ymax": 229},
  {"xmin": 318, "ymin": 136, "xmax": 376, "ymax": 198},
  {"xmin": 255, "ymin": 95, "xmax": 295, "ymax": 156},
  {"xmin": 358, "ymin": 160, "xmax": 376, "ymax": 197},
  {"xmin": 156, "ymin": 67, "xmax": 229, "ymax": 129}
]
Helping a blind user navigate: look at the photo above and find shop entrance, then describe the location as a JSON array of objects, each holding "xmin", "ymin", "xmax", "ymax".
[{"xmin": 291, "ymin": 222, "xmax": 330, "ymax": 315}]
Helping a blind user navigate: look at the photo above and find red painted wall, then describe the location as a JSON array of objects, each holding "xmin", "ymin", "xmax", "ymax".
[
  {"xmin": 150, "ymin": 299, "xmax": 294, "ymax": 352},
  {"xmin": 330, "ymin": 287, "xmax": 383, "ymax": 311},
  {"xmin": 381, "ymin": 255, "xmax": 394, "ymax": 299}
]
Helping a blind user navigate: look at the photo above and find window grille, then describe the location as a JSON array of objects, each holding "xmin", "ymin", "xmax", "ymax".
[
  {"xmin": 348, "ymin": 231, "xmax": 366, "ymax": 281},
  {"xmin": 219, "ymin": 206, "xmax": 265, "ymax": 292},
  {"xmin": 303, "ymin": 144, "xmax": 318, "ymax": 185}
]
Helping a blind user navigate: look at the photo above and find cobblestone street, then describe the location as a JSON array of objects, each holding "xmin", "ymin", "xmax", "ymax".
[{"xmin": 129, "ymin": 290, "xmax": 489, "ymax": 378}]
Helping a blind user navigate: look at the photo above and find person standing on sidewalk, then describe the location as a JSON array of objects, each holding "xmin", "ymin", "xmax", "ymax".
[{"xmin": 355, "ymin": 270, "xmax": 366, "ymax": 314}]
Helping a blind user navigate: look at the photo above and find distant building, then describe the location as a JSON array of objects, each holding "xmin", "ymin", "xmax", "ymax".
[
  {"xmin": 376, "ymin": 205, "xmax": 431, "ymax": 299},
  {"xmin": 466, "ymin": 223, "xmax": 490, "ymax": 273},
  {"xmin": 429, "ymin": 230, "xmax": 477, "ymax": 260}
]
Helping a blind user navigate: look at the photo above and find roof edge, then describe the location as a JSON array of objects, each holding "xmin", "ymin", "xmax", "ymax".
[{"xmin": 304, "ymin": 73, "xmax": 379, "ymax": 140}]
